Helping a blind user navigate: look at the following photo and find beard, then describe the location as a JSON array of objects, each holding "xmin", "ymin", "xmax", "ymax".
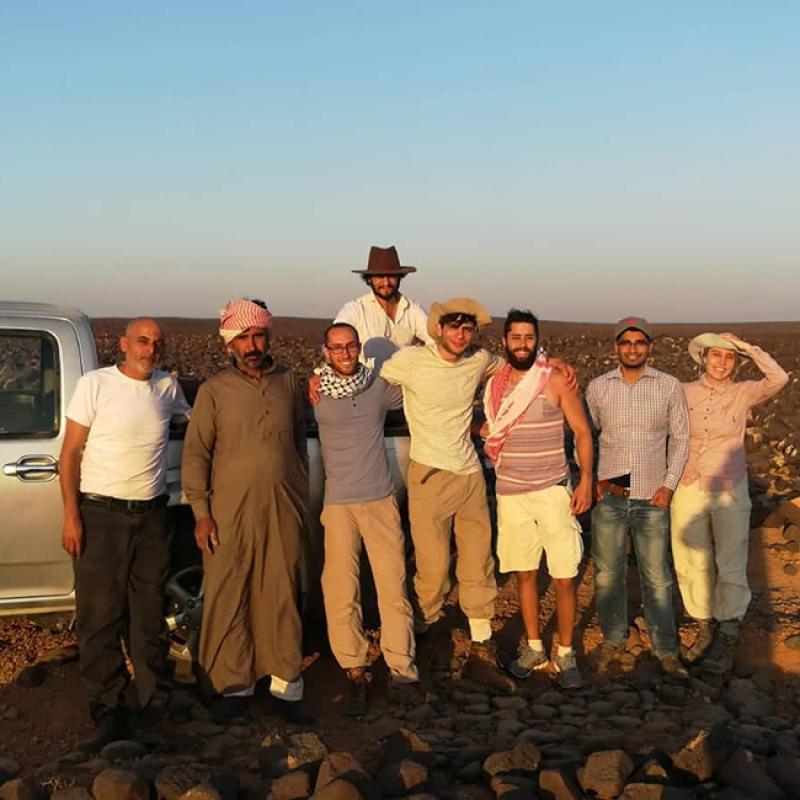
[{"xmin": 505, "ymin": 347, "xmax": 537, "ymax": 371}]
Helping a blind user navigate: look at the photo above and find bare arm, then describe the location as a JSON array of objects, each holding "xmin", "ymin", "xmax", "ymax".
[
  {"xmin": 59, "ymin": 419, "xmax": 90, "ymax": 558},
  {"xmin": 553, "ymin": 375, "xmax": 593, "ymax": 514}
]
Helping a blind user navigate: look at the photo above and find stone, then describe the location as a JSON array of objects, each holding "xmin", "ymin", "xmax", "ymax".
[
  {"xmin": 490, "ymin": 774, "xmax": 538, "ymax": 798},
  {"xmin": 407, "ymin": 704, "xmax": 436, "ymax": 725},
  {"xmin": 311, "ymin": 779, "xmax": 364, "ymax": 799},
  {"xmin": 51, "ymin": 791, "xmax": 93, "ymax": 800},
  {"xmin": 577, "ymin": 750, "xmax": 635, "ymax": 799},
  {"xmin": 100, "ymin": 741, "xmax": 148, "ymax": 762},
  {"xmin": 37, "ymin": 645, "xmax": 79, "ymax": 666},
  {"xmin": 784, "ymin": 634, "xmax": 800, "ymax": 651},
  {"xmin": 376, "ymin": 760, "xmax": 428, "ymax": 796},
  {"xmin": 538, "ymin": 767, "xmax": 581, "ymax": 800},
  {"xmin": 363, "ymin": 717, "xmax": 403, "ymax": 741},
  {"xmin": 0, "ymin": 760, "xmax": 21, "ymax": 782},
  {"xmin": 719, "ymin": 749, "xmax": 784, "ymax": 799},
  {"xmin": 620, "ymin": 785, "xmax": 692, "ymax": 799},
  {"xmin": 15, "ymin": 665, "xmax": 46, "ymax": 688},
  {"xmin": 535, "ymin": 691, "xmax": 564, "ymax": 706},
  {"xmin": 766, "ymin": 754, "xmax": 800, "ymax": 797},
  {"xmin": 725, "ymin": 678, "xmax": 773, "ymax": 719},
  {"xmin": 529, "ymin": 705, "xmax": 559, "ymax": 721},
  {"xmin": 57, "ymin": 753, "xmax": 89, "ymax": 767},
  {"xmin": 579, "ymin": 731, "xmax": 626, "ymax": 754},
  {"xmin": 315, "ymin": 753, "xmax": 368, "ymax": 793},
  {"xmin": 482, "ymin": 742, "xmax": 542, "ymax": 777},
  {"xmin": 607, "ymin": 715, "xmax": 642, "ymax": 730},
  {"xmin": 587, "ymin": 700, "xmax": 617, "ymax": 717},
  {"xmin": 0, "ymin": 778, "xmax": 43, "ymax": 800},
  {"xmin": 378, "ymin": 728, "xmax": 435, "ymax": 769},
  {"xmin": 155, "ymin": 764, "xmax": 212, "ymax": 800},
  {"xmin": 492, "ymin": 697, "xmax": 527, "ymax": 712},
  {"xmin": 456, "ymin": 761, "xmax": 483, "ymax": 782},
  {"xmin": 267, "ymin": 770, "xmax": 311, "ymax": 800},
  {"xmin": 658, "ymin": 685, "xmax": 686, "ymax": 705},
  {"xmin": 670, "ymin": 724, "xmax": 732, "ymax": 782},
  {"xmin": 93, "ymin": 769, "xmax": 150, "ymax": 800},
  {"xmin": 178, "ymin": 786, "xmax": 223, "ymax": 800},
  {"xmin": 286, "ymin": 733, "xmax": 329, "ymax": 771}
]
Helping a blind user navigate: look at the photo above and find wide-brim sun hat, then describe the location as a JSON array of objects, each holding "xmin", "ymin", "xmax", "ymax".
[
  {"xmin": 427, "ymin": 297, "xmax": 492, "ymax": 340},
  {"xmin": 688, "ymin": 333, "xmax": 750, "ymax": 365},
  {"xmin": 353, "ymin": 245, "xmax": 416, "ymax": 276}
]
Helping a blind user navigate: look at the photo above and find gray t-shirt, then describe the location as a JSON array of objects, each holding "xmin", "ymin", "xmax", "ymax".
[{"xmin": 313, "ymin": 376, "xmax": 402, "ymax": 505}]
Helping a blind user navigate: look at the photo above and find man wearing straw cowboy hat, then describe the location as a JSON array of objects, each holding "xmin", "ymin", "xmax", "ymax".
[
  {"xmin": 182, "ymin": 298, "xmax": 311, "ymax": 724},
  {"xmin": 335, "ymin": 245, "xmax": 433, "ymax": 368},
  {"xmin": 671, "ymin": 332, "xmax": 788, "ymax": 671}
]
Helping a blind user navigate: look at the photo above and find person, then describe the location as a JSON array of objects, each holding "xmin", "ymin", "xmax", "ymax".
[
  {"xmin": 334, "ymin": 245, "xmax": 432, "ymax": 368},
  {"xmin": 60, "ymin": 318, "xmax": 191, "ymax": 752},
  {"xmin": 484, "ymin": 310, "xmax": 593, "ymax": 689},
  {"xmin": 586, "ymin": 316, "xmax": 690, "ymax": 677},
  {"xmin": 380, "ymin": 297, "xmax": 513, "ymax": 690},
  {"xmin": 671, "ymin": 332, "xmax": 788, "ymax": 671},
  {"xmin": 313, "ymin": 322, "xmax": 419, "ymax": 714},
  {"xmin": 181, "ymin": 299, "xmax": 310, "ymax": 723}
]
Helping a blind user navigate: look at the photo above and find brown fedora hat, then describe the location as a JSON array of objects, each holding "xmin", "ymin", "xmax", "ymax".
[{"xmin": 353, "ymin": 245, "xmax": 417, "ymax": 276}]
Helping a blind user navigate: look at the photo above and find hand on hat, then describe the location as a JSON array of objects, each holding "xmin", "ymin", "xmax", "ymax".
[{"xmin": 719, "ymin": 332, "xmax": 751, "ymax": 353}]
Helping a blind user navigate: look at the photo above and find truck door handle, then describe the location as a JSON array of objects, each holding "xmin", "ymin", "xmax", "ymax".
[{"xmin": 2, "ymin": 455, "xmax": 59, "ymax": 481}]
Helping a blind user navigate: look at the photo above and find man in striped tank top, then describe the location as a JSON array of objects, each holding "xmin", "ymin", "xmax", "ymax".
[{"xmin": 483, "ymin": 310, "xmax": 594, "ymax": 689}]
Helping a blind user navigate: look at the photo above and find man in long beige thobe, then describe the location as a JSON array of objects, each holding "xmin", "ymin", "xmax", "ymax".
[{"xmin": 182, "ymin": 298, "xmax": 310, "ymax": 722}]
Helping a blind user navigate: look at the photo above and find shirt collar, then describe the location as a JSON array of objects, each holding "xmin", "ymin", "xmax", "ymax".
[
  {"xmin": 606, "ymin": 364, "xmax": 659, "ymax": 381},
  {"xmin": 700, "ymin": 373, "xmax": 733, "ymax": 393},
  {"xmin": 364, "ymin": 291, "xmax": 410, "ymax": 315}
]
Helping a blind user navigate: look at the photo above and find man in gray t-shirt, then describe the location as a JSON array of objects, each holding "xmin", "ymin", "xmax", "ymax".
[{"xmin": 313, "ymin": 323, "xmax": 419, "ymax": 716}]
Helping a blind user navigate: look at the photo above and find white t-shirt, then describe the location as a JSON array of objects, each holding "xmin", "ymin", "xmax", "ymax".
[{"xmin": 66, "ymin": 366, "xmax": 191, "ymax": 500}]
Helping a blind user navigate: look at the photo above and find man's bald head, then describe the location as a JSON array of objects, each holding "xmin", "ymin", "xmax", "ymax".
[{"xmin": 119, "ymin": 317, "xmax": 165, "ymax": 381}]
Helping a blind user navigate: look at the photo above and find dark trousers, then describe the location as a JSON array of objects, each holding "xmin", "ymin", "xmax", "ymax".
[{"xmin": 74, "ymin": 500, "xmax": 170, "ymax": 719}]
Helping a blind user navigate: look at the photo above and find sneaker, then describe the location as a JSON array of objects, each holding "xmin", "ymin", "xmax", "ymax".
[
  {"xmin": 387, "ymin": 679, "xmax": 425, "ymax": 707},
  {"xmin": 659, "ymin": 653, "xmax": 689, "ymax": 679},
  {"xmin": 464, "ymin": 641, "xmax": 516, "ymax": 693},
  {"xmin": 553, "ymin": 650, "xmax": 583, "ymax": 689},
  {"xmin": 508, "ymin": 644, "xmax": 549, "ymax": 679},
  {"xmin": 701, "ymin": 630, "xmax": 737, "ymax": 675},
  {"xmin": 343, "ymin": 668, "xmax": 369, "ymax": 716},
  {"xmin": 683, "ymin": 619, "xmax": 717, "ymax": 664},
  {"xmin": 589, "ymin": 641, "xmax": 624, "ymax": 672},
  {"xmin": 78, "ymin": 707, "xmax": 132, "ymax": 754}
]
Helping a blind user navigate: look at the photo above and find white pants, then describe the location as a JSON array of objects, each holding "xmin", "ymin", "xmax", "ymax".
[{"xmin": 670, "ymin": 480, "xmax": 752, "ymax": 621}]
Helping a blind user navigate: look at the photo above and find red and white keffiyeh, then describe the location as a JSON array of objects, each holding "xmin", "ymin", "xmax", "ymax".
[
  {"xmin": 483, "ymin": 352, "xmax": 551, "ymax": 465},
  {"xmin": 219, "ymin": 299, "xmax": 273, "ymax": 344}
]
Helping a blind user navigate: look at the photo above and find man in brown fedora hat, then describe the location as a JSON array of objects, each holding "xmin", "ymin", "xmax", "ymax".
[{"xmin": 335, "ymin": 245, "xmax": 432, "ymax": 369}]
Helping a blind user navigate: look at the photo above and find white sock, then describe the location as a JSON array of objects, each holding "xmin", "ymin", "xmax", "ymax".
[
  {"xmin": 527, "ymin": 639, "xmax": 545, "ymax": 652},
  {"xmin": 468, "ymin": 618, "xmax": 493, "ymax": 643},
  {"xmin": 557, "ymin": 644, "xmax": 574, "ymax": 657},
  {"xmin": 270, "ymin": 675, "xmax": 304, "ymax": 702},
  {"xmin": 225, "ymin": 683, "xmax": 255, "ymax": 698}
]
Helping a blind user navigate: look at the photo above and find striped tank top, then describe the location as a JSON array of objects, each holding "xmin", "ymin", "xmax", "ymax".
[{"xmin": 494, "ymin": 386, "xmax": 568, "ymax": 496}]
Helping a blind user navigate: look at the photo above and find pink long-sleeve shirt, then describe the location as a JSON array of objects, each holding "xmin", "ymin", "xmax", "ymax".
[{"xmin": 681, "ymin": 346, "xmax": 789, "ymax": 491}]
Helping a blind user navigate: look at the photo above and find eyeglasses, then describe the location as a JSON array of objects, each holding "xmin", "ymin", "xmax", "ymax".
[
  {"xmin": 325, "ymin": 342, "xmax": 360, "ymax": 354},
  {"xmin": 444, "ymin": 323, "xmax": 476, "ymax": 334}
]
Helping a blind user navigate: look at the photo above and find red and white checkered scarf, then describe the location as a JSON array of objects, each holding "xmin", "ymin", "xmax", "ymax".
[
  {"xmin": 483, "ymin": 352, "xmax": 551, "ymax": 466},
  {"xmin": 219, "ymin": 299, "xmax": 273, "ymax": 344}
]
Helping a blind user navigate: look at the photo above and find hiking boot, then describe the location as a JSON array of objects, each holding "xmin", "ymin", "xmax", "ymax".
[
  {"xmin": 659, "ymin": 653, "xmax": 689, "ymax": 679},
  {"xmin": 210, "ymin": 694, "xmax": 249, "ymax": 723},
  {"xmin": 553, "ymin": 650, "xmax": 583, "ymax": 689},
  {"xmin": 387, "ymin": 679, "xmax": 425, "ymax": 707},
  {"xmin": 508, "ymin": 643, "xmax": 549, "ymax": 679},
  {"xmin": 589, "ymin": 641, "xmax": 624, "ymax": 672},
  {"xmin": 343, "ymin": 667, "xmax": 370, "ymax": 716},
  {"xmin": 273, "ymin": 698, "xmax": 316, "ymax": 727},
  {"xmin": 78, "ymin": 707, "xmax": 132, "ymax": 754},
  {"xmin": 682, "ymin": 619, "xmax": 717, "ymax": 664},
  {"xmin": 701, "ymin": 620, "xmax": 739, "ymax": 675},
  {"xmin": 464, "ymin": 641, "xmax": 515, "ymax": 693}
]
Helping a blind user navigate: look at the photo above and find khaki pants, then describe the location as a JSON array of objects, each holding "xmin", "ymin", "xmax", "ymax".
[
  {"xmin": 320, "ymin": 496, "xmax": 417, "ymax": 682},
  {"xmin": 407, "ymin": 460, "xmax": 497, "ymax": 625},
  {"xmin": 670, "ymin": 479, "xmax": 752, "ymax": 621}
]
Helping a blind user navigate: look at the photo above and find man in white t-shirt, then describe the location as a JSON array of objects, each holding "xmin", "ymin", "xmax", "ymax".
[
  {"xmin": 60, "ymin": 317, "xmax": 190, "ymax": 753},
  {"xmin": 334, "ymin": 245, "xmax": 432, "ymax": 369}
]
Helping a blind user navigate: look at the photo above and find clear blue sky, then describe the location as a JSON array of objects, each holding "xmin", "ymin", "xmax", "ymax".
[{"xmin": 2, "ymin": 2, "xmax": 798, "ymax": 321}]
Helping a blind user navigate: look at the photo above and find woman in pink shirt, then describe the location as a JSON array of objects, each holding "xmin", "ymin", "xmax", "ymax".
[{"xmin": 671, "ymin": 332, "xmax": 788, "ymax": 672}]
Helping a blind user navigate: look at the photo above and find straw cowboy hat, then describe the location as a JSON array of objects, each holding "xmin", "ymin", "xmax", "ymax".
[
  {"xmin": 427, "ymin": 297, "xmax": 492, "ymax": 340},
  {"xmin": 353, "ymin": 245, "xmax": 417, "ymax": 276},
  {"xmin": 688, "ymin": 333, "xmax": 751, "ymax": 365}
]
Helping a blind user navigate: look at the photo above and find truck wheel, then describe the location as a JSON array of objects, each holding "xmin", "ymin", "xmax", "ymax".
[{"xmin": 164, "ymin": 565, "xmax": 203, "ymax": 683}]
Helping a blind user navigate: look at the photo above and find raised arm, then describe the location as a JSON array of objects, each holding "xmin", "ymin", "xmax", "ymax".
[{"xmin": 720, "ymin": 334, "xmax": 789, "ymax": 406}]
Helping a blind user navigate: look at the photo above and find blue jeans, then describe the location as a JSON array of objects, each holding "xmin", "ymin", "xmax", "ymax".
[{"xmin": 591, "ymin": 493, "xmax": 678, "ymax": 658}]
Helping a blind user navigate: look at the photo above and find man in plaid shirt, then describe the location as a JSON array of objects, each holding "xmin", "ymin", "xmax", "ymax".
[{"xmin": 586, "ymin": 316, "xmax": 690, "ymax": 677}]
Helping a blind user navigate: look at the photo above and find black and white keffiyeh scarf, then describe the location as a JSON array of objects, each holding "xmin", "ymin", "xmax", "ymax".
[{"xmin": 316, "ymin": 363, "xmax": 374, "ymax": 399}]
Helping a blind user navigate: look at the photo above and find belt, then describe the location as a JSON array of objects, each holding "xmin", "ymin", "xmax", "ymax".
[
  {"xmin": 598, "ymin": 480, "xmax": 630, "ymax": 499},
  {"xmin": 81, "ymin": 493, "xmax": 168, "ymax": 513}
]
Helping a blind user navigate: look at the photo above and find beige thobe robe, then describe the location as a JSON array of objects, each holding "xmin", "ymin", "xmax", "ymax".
[{"xmin": 181, "ymin": 362, "xmax": 308, "ymax": 693}]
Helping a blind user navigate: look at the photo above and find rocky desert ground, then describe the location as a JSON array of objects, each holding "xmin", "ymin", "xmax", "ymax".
[{"xmin": 1, "ymin": 317, "xmax": 799, "ymax": 799}]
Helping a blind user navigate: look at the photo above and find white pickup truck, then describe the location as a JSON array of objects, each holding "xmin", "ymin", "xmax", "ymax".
[{"xmin": 0, "ymin": 302, "xmax": 412, "ymax": 639}]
